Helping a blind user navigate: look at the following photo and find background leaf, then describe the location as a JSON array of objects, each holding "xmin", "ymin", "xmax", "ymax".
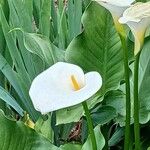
[
  {"xmin": 0, "ymin": 110, "xmax": 57, "ymax": 150},
  {"xmin": 81, "ymin": 125, "xmax": 105, "ymax": 150},
  {"xmin": 91, "ymin": 106, "xmax": 117, "ymax": 126},
  {"xmin": 59, "ymin": 143, "xmax": 82, "ymax": 150},
  {"xmin": 56, "ymin": 95, "xmax": 103, "ymax": 125},
  {"xmin": 35, "ymin": 114, "xmax": 54, "ymax": 143},
  {"xmin": 0, "ymin": 86, "xmax": 23, "ymax": 116},
  {"xmin": 23, "ymin": 32, "xmax": 65, "ymax": 66}
]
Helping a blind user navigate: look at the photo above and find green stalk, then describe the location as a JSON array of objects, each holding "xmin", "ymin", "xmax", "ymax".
[
  {"xmin": 119, "ymin": 34, "xmax": 131, "ymax": 150},
  {"xmin": 82, "ymin": 101, "xmax": 97, "ymax": 150},
  {"xmin": 134, "ymin": 52, "xmax": 141, "ymax": 150}
]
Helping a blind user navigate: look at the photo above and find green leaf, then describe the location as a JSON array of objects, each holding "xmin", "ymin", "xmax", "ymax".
[
  {"xmin": 23, "ymin": 32, "xmax": 65, "ymax": 66},
  {"xmin": 82, "ymin": 125, "xmax": 105, "ymax": 150},
  {"xmin": 0, "ymin": 0, "xmax": 9, "ymax": 19},
  {"xmin": 0, "ymin": 5, "xmax": 31, "ymax": 84},
  {"xmin": 0, "ymin": 110, "xmax": 58, "ymax": 150},
  {"xmin": 57, "ymin": 0, "xmax": 68, "ymax": 49},
  {"xmin": 105, "ymin": 90, "xmax": 127, "ymax": 126},
  {"xmin": 0, "ymin": 86, "xmax": 23, "ymax": 116},
  {"xmin": 66, "ymin": 1, "xmax": 124, "ymax": 96},
  {"xmin": 68, "ymin": 0, "xmax": 82, "ymax": 42},
  {"xmin": 138, "ymin": 37, "xmax": 150, "ymax": 124},
  {"xmin": 59, "ymin": 143, "xmax": 82, "ymax": 150},
  {"xmin": 56, "ymin": 95, "xmax": 103, "ymax": 125},
  {"xmin": 8, "ymin": 0, "xmax": 33, "ymax": 32},
  {"xmin": 91, "ymin": 106, "xmax": 117, "ymax": 125},
  {"xmin": 105, "ymin": 91, "xmax": 126, "ymax": 116},
  {"xmin": 8, "ymin": 0, "xmax": 39, "ymax": 79},
  {"xmin": 35, "ymin": 114, "xmax": 54, "ymax": 143},
  {"xmin": 39, "ymin": 0, "xmax": 51, "ymax": 37},
  {"xmin": 108, "ymin": 127, "xmax": 124, "ymax": 146},
  {"xmin": 0, "ymin": 52, "xmax": 39, "ymax": 121},
  {"xmin": 33, "ymin": 0, "xmax": 41, "ymax": 27}
]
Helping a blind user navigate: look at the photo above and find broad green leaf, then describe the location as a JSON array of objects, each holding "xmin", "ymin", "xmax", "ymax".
[
  {"xmin": 23, "ymin": 32, "xmax": 65, "ymax": 66},
  {"xmin": 0, "ymin": 86, "xmax": 23, "ymax": 116},
  {"xmin": 0, "ymin": 110, "xmax": 57, "ymax": 150},
  {"xmin": 56, "ymin": 95, "xmax": 103, "ymax": 125},
  {"xmin": 138, "ymin": 37, "xmax": 150, "ymax": 124},
  {"xmin": 91, "ymin": 106, "xmax": 117, "ymax": 125},
  {"xmin": 35, "ymin": 114, "xmax": 54, "ymax": 143},
  {"xmin": 82, "ymin": 125, "xmax": 105, "ymax": 150},
  {"xmin": 66, "ymin": 1, "xmax": 124, "ymax": 96},
  {"xmin": 105, "ymin": 90, "xmax": 129, "ymax": 126},
  {"xmin": 105, "ymin": 90, "xmax": 126, "ymax": 117},
  {"xmin": 59, "ymin": 143, "xmax": 82, "ymax": 150}
]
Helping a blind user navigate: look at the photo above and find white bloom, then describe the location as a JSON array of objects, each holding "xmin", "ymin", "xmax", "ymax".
[
  {"xmin": 29, "ymin": 62, "xmax": 102, "ymax": 114},
  {"xmin": 119, "ymin": 2, "xmax": 150, "ymax": 55},
  {"xmin": 95, "ymin": 0, "xmax": 134, "ymax": 33},
  {"xmin": 95, "ymin": 0, "xmax": 134, "ymax": 19}
]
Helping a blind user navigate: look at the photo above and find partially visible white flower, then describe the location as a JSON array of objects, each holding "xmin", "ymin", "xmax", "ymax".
[
  {"xmin": 29, "ymin": 62, "xmax": 102, "ymax": 114},
  {"xmin": 95, "ymin": 0, "xmax": 134, "ymax": 33},
  {"xmin": 119, "ymin": 2, "xmax": 150, "ymax": 55},
  {"xmin": 95, "ymin": 0, "xmax": 134, "ymax": 18}
]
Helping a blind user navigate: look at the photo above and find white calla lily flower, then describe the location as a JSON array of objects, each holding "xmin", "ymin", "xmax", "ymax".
[
  {"xmin": 95, "ymin": 0, "xmax": 134, "ymax": 18},
  {"xmin": 95, "ymin": 0, "xmax": 134, "ymax": 33},
  {"xmin": 29, "ymin": 62, "xmax": 102, "ymax": 114},
  {"xmin": 119, "ymin": 2, "xmax": 150, "ymax": 55}
]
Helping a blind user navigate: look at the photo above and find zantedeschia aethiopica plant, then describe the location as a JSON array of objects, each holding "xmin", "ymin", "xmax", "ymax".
[
  {"xmin": 29, "ymin": 62, "xmax": 102, "ymax": 114},
  {"xmin": 119, "ymin": 2, "xmax": 150, "ymax": 149},
  {"xmin": 119, "ymin": 2, "xmax": 150, "ymax": 55},
  {"xmin": 95, "ymin": 0, "xmax": 135, "ymax": 33}
]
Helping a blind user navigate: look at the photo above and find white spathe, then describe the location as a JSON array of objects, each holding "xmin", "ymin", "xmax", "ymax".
[
  {"xmin": 119, "ymin": 2, "xmax": 150, "ymax": 55},
  {"xmin": 29, "ymin": 62, "xmax": 102, "ymax": 114},
  {"xmin": 95, "ymin": 0, "xmax": 134, "ymax": 19}
]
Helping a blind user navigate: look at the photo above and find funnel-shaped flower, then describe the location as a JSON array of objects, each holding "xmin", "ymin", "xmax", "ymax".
[
  {"xmin": 29, "ymin": 62, "xmax": 102, "ymax": 114},
  {"xmin": 95, "ymin": 0, "xmax": 134, "ymax": 33},
  {"xmin": 119, "ymin": 2, "xmax": 150, "ymax": 55}
]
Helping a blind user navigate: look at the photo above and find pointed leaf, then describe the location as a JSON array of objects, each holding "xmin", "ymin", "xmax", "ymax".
[{"xmin": 66, "ymin": 1, "xmax": 123, "ymax": 96}]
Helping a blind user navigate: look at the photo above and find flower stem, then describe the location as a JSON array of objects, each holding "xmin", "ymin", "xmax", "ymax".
[
  {"xmin": 134, "ymin": 52, "xmax": 141, "ymax": 150},
  {"xmin": 119, "ymin": 34, "xmax": 131, "ymax": 150},
  {"xmin": 82, "ymin": 101, "xmax": 97, "ymax": 150}
]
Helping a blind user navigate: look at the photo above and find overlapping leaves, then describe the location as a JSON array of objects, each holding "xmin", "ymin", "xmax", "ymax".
[{"xmin": 57, "ymin": 1, "xmax": 124, "ymax": 124}]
